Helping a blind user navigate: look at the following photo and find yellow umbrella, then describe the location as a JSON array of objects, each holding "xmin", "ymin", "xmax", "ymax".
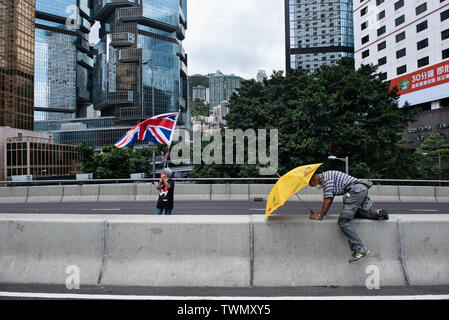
[{"xmin": 265, "ymin": 163, "xmax": 323, "ymax": 219}]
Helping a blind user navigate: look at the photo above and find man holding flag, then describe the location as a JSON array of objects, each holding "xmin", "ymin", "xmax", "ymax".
[{"xmin": 113, "ymin": 112, "xmax": 179, "ymax": 215}]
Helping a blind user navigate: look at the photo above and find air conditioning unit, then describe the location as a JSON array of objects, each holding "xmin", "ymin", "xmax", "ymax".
[
  {"xmin": 12, "ymin": 175, "xmax": 32, "ymax": 182},
  {"xmin": 130, "ymin": 173, "xmax": 145, "ymax": 179},
  {"xmin": 76, "ymin": 173, "xmax": 93, "ymax": 180}
]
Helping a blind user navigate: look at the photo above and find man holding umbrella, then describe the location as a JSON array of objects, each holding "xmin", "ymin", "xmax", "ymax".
[{"xmin": 308, "ymin": 171, "xmax": 389, "ymax": 264}]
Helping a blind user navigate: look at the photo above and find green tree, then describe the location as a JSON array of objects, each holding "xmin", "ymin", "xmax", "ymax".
[
  {"xmin": 194, "ymin": 60, "xmax": 420, "ymax": 179},
  {"xmin": 414, "ymin": 133, "xmax": 449, "ymax": 180},
  {"xmin": 190, "ymin": 100, "xmax": 210, "ymax": 117}
]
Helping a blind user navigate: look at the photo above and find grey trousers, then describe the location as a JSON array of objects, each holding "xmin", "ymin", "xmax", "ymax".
[{"xmin": 338, "ymin": 183, "xmax": 380, "ymax": 253}]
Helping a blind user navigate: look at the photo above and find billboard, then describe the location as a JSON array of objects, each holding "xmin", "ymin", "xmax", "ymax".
[{"xmin": 389, "ymin": 60, "xmax": 449, "ymax": 107}]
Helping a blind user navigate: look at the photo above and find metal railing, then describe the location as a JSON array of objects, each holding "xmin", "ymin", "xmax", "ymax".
[{"xmin": 1, "ymin": 178, "xmax": 449, "ymax": 187}]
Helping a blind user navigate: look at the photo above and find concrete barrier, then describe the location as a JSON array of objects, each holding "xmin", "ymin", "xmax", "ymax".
[
  {"xmin": 400, "ymin": 215, "xmax": 449, "ymax": 286},
  {"xmin": 174, "ymin": 184, "xmax": 211, "ymax": 201},
  {"xmin": 135, "ymin": 183, "xmax": 159, "ymax": 202},
  {"xmin": 436, "ymin": 187, "xmax": 449, "ymax": 203},
  {"xmin": 211, "ymin": 184, "xmax": 249, "ymax": 200},
  {"xmin": 398, "ymin": 186, "xmax": 436, "ymax": 203},
  {"xmin": 0, "ymin": 214, "xmax": 104, "ymax": 285},
  {"xmin": 0, "ymin": 187, "xmax": 28, "ymax": 203},
  {"xmin": 0, "ymin": 214, "xmax": 448, "ymax": 287},
  {"xmin": 368, "ymin": 185, "xmax": 400, "ymax": 203},
  {"xmin": 253, "ymin": 215, "xmax": 405, "ymax": 287},
  {"xmin": 98, "ymin": 184, "xmax": 136, "ymax": 202},
  {"xmin": 100, "ymin": 215, "xmax": 251, "ymax": 287},
  {"xmin": 26, "ymin": 185, "xmax": 62, "ymax": 203},
  {"xmin": 295, "ymin": 186, "xmax": 326, "ymax": 202},
  {"xmin": 0, "ymin": 184, "xmax": 444, "ymax": 204},
  {"xmin": 249, "ymin": 184, "xmax": 274, "ymax": 201},
  {"xmin": 62, "ymin": 185, "xmax": 100, "ymax": 203}
]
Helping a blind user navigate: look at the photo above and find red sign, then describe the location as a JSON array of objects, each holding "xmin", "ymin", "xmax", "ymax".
[{"xmin": 389, "ymin": 60, "xmax": 449, "ymax": 95}]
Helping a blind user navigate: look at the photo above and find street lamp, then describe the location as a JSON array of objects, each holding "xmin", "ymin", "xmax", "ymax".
[
  {"xmin": 422, "ymin": 152, "xmax": 442, "ymax": 186},
  {"xmin": 328, "ymin": 155, "xmax": 349, "ymax": 175},
  {"xmin": 142, "ymin": 58, "xmax": 156, "ymax": 181}
]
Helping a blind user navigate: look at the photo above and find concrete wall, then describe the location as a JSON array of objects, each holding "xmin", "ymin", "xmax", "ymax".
[
  {"xmin": 1, "ymin": 214, "xmax": 448, "ymax": 287},
  {"xmin": 1, "ymin": 184, "xmax": 449, "ymax": 204}
]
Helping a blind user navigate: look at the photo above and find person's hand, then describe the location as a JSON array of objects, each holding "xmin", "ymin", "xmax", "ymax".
[{"xmin": 310, "ymin": 211, "xmax": 322, "ymax": 220}]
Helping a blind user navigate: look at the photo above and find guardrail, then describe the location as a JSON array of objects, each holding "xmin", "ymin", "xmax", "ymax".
[
  {"xmin": 1, "ymin": 183, "xmax": 448, "ymax": 203},
  {"xmin": 1, "ymin": 178, "xmax": 449, "ymax": 186}
]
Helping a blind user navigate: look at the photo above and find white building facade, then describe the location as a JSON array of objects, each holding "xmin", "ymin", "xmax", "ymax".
[{"xmin": 354, "ymin": 0, "xmax": 449, "ymax": 108}]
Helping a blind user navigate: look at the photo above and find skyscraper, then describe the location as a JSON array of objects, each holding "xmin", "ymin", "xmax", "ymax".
[
  {"xmin": 0, "ymin": 0, "xmax": 35, "ymax": 130},
  {"xmin": 285, "ymin": 0, "xmax": 354, "ymax": 73},
  {"xmin": 209, "ymin": 71, "xmax": 242, "ymax": 110},
  {"xmin": 34, "ymin": 0, "xmax": 93, "ymax": 121},
  {"xmin": 91, "ymin": 0, "xmax": 189, "ymax": 127}
]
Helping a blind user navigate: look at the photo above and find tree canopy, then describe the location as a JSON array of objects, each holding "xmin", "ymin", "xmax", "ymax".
[{"xmin": 193, "ymin": 60, "xmax": 421, "ymax": 179}]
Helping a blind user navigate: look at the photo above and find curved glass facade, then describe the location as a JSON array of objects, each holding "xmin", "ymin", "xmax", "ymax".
[
  {"xmin": 34, "ymin": 0, "xmax": 93, "ymax": 121},
  {"xmin": 92, "ymin": 0, "xmax": 188, "ymax": 130}
]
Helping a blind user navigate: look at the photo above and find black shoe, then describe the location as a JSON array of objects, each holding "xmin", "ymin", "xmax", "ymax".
[
  {"xmin": 377, "ymin": 209, "xmax": 389, "ymax": 220},
  {"xmin": 349, "ymin": 249, "xmax": 370, "ymax": 264}
]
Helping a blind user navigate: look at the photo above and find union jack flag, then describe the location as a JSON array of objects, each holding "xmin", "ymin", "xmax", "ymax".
[
  {"xmin": 161, "ymin": 152, "xmax": 168, "ymax": 163},
  {"xmin": 114, "ymin": 112, "xmax": 179, "ymax": 148}
]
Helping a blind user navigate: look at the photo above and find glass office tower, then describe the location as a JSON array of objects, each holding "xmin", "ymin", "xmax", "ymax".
[
  {"xmin": 92, "ymin": 0, "xmax": 189, "ymax": 127},
  {"xmin": 285, "ymin": 0, "xmax": 354, "ymax": 74},
  {"xmin": 0, "ymin": 0, "xmax": 35, "ymax": 130},
  {"xmin": 34, "ymin": 0, "xmax": 93, "ymax": 121}
]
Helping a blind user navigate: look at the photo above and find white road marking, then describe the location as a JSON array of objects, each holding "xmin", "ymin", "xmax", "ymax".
[
  {"xmin": 410, "ymin": 209, "xmax": 438, "ymax": 212},
  {"xmin": 91, "ymin": 208, "xmax": 122, "ymax": 211},
  {"xmin": 249, "ymin": 208, "xmax": 265, "ymax": 211},
  {"xmin": 0, "ymin": 292, "xmax": 448, "ymax": 300}
]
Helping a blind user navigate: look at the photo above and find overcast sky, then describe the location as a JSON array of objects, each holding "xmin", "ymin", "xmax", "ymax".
[
  {"xmin": 184, "ymin": 0, "xmax": 285, "ymax": 80},
  {"xmin": 89, "ymin": 1, "xmax": 285, "ymax": 80}
]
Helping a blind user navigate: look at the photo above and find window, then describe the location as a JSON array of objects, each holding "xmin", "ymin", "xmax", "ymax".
[
  {"xmin": 417, "ymin": 56, "xmax": 429, "ymax": 68},
  {"xmin": 395, "ymin": 15, "xmax": 405, "ymax": 26},
  {"xmin": 396, "ymin": 31, "xmax": 406, "ymax": 42},
  {"xmin": 415, "ymin": 3, "xmax": 427, "ymax": 16},
  {"xmin": 417, "ymin": 38, "xmax": 429, "ymax": 50},
  {"xmin": 442, "ymin": 9, "xmax": 449, "ymax": 22},
  {"xmin": 378, "ymin": 10, "xmax": 385, "ymax": 20},
  {"xmin": 362, "ymin": 49, "xmax": 370, "ymax": 58},
  {"xmin": 416, "ymin": 20, "xmax": 428, "ymax": 33},
  {"xmin": 377, "ymin": 25, "xmax": 386, "ymax": 36},
  {"xmin": 379, "ymin": 72, "xmax": 387, "ymax": 81},
  {"xmin": 361, "ymin": 21, "xmax": 368, "ymax": 30},
  {"xmin": 361, "ymin": 7, "xmax": 368, "ymax": 16},
  {"xmin": 396, "ymin": 48, "xmax": 406, "ymax": 59},
  {"xmin": 443, "ymin": 48, "xmax": 449, "ymax": 60},
  {"xmin": 378, "ymin": 41, "xmax": 386, "ymax": 51},
  {"xmin": 362, "ymin": 35, "xmax": 369, "ymax": 44},
  {"xmin": 376, "ymin": 0, "xmax": 385, "ymax": 5},
  {"xmin": 442, "ymin": 29, "xmax": 449, "ymax": 41},
  {"xmin": 395, "ymin": 0, "xmax": 404, "ymax": 10},
  {"xmin": 397, "ymin": 65, "xmax": 407, "ymax": 75},
  {"xmin": 378, "ymin": 56, "xmax": 387, "ymax": 66}
]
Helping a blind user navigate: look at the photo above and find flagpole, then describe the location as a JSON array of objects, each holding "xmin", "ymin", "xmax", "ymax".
[{"xmin": 151, "ymin": 58, "xmax": 156, "ymax": 182}]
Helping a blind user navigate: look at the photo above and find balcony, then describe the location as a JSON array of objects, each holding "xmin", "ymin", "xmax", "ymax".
[
  {"xmin": 118, "ymin": 6, "xmax": 178, "ymax": 33},
  {"xmin": 179, "ymin": 6, "xmax": 187, "ymax": 29},
  {"xmin": 79, "ymin": 1, "xmax": 91, "ymax": 21},
  {"xmin": 77, "ymin": 52, "xmax": 94, "ymax": 69},
  {"xmin": 94, "ymin": 91, "xmax": 134, "ymax": 110},
  {"xmin": 76, "ymin": 37, "xmax": 90, "ymax": 53},
  {"xmin": 93, "ymin": 0, "xmax": 134, "ymax": 21},
  {"xmin": 179, "ymin": 97, "xmax": 187, "ymax": 112},
  {"xmin": 118, "ymin": 48, "xmax": 142, "ymax": 63},
  {"xmin": 110, "ymin": 32, "xmax": 135, "ymax": 47},
  {"xmin": 176, "ymin": 23, "xmax": 185, "ymax": 41},
  {"xmin": 119, "ymin": 107, "xmax": 142, "ymax": 120}
]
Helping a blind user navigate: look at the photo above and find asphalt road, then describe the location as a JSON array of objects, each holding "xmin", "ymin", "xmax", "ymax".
[{"xmin": 0, "ymin": 200, "xmax": 448, "ymax": 215}]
